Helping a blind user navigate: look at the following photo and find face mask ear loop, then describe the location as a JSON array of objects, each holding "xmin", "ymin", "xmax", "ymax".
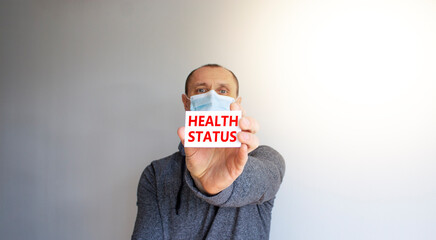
[
  {"xmin": 183, "ymin": 94, "xmax": 192, "ymax": 111},
  {"xmin": 183, "ymin": 94, "xmax": 191, "ymax": 101}
]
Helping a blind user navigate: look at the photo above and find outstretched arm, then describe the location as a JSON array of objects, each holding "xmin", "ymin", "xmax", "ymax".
[
  {"xmin": 177, "ymin": 102, "xmax": 260, "ymax": 195},
  {"xmin": 184, "ymin": 145, "xmax": 285, "ymax": 207},
  {"xmin": 178, "ymin": 102, "xmax": 285, "ymax": 206}
]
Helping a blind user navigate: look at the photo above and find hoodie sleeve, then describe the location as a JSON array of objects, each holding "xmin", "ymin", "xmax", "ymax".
[
  {"xmin": 131, "ymin": 164, "xmax": 164, "ymax": 240},
  {"xmin": 184, "ymin": 145, "xmax": 286, "ymax": 207}
]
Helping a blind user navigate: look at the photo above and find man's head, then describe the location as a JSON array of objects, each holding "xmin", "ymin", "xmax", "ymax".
[{"xmin": 182, "ymin": 64, "xmax": 241, "ymax": 111}]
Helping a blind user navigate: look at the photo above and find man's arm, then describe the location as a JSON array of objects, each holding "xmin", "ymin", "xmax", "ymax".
[
  {"xmin": 177, "ymin": 102, "xmax": 261, "ymax": 195},
  {"xmin": 184, "ymin": 145, "xmax": 285, "ymax": 207},
  {"xmin": 131, "ymin": 164, "xmax": 163, "ymax": 240}
]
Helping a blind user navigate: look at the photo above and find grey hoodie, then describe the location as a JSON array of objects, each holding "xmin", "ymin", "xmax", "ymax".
[{"xmin": 131, "ymin": 144, "xmax": 285, "ymax": 240}]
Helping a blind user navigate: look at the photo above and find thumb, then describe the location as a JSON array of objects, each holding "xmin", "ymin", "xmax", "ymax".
[
  {"xmin": 177, "ymin": 126, "xmax": 185, "ymax": 145},
  {"xmin": 235, "ymin": 143, "xmax": 249, "ymax": 172}
]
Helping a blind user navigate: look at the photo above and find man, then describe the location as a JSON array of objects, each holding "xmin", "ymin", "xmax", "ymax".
[{"xmin": 132, "ymin": 64, "xmax": 285, "ymax": 240}]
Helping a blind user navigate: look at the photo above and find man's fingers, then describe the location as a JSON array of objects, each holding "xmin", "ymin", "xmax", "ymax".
[
  {"xmin": 237, "ymin": 131, "xmax": 260, "ymax": 153},
  {"xmin": 230, "ymin": 102, "xmax": 259, "ymax": 133},
  {"xmin": 231, "ymin": 101, "xmax": 259, "ymax": 152},
  {"xmin": 239, "ymin": 116, "xmax": 260, "ymax": 134},
  {"xmin": 177, "ymin": 127, "xmax": 185, "ymax": 145},
  {"xmin": 230, "ymin": 102, "xmax": 246, "ymax": 116}
]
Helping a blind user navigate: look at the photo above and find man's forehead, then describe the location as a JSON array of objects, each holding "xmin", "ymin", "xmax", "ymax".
[
  {"xmin": 191, "ymin": 81, "xmax": 232, "ymax": 88},
  {"xmin": 191, "ymin": 66, "xmax": 234, "ymax": 80}
]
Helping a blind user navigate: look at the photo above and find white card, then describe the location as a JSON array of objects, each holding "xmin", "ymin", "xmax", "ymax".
[{"xmin": 184, "ymin": 111, "xmax": 242, "ymax": 148}]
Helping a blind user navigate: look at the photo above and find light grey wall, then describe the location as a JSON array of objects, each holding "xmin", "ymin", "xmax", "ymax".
[{"xmin": 1, "ymin": 1, "xmax": 435, "ymax": 240}]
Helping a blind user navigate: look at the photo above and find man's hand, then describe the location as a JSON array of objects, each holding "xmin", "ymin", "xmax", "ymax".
[{"xmin": 177, "ymin": 102, "xmax": 260, "ymax": 195}]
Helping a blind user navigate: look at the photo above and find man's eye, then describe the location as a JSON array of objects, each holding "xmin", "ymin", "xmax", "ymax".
[
  {"xmin": 219, "ymin": 90, "xmax": 228, "ymax": 94},
  {"xmin": 197, "ymin": 89, "xmax": 206, "ymax": 93}
]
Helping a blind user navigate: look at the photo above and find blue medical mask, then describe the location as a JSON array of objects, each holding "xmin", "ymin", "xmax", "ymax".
[{"xmin": 188, "ymin": 90, "xmax": 236, "ymax": 111}]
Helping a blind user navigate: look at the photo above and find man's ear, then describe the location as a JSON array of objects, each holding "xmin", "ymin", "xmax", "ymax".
[
  {"xmin": 182, "ymin": 94, "xmax": 190, "ymax": 111},
  {"xmin": 235, "ymin": 97, "xmax": 242, "ymax": 105}
]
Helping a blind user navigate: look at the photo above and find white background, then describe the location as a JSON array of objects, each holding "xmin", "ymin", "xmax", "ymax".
[{"xmin": 1, "ymin": 0, "xmax": 435, "ymax": 239}]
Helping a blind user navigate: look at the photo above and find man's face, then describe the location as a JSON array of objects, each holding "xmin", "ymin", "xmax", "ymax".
[{"xmin": 182, "ymin": 66, "xmax": 239, "ymax": 111}]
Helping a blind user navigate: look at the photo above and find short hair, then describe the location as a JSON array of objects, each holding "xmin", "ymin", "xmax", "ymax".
[{"xmin": 185, "ymin": 64, "xmax": 239, "ymax": 96}]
